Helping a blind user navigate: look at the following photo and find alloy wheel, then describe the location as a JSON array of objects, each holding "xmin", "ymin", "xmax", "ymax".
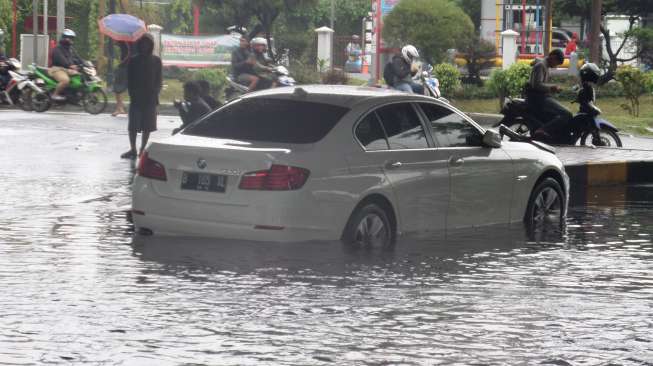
[
  {"xmin": 354, "ymin": 213, "xmax": 389, "ymax": 247},
  {"xmin": 532, "ymin": 187, "xmax": 562, "ymax": 229}
]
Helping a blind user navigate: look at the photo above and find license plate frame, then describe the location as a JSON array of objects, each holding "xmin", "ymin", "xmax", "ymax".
[{"xmin": 181, "ymin": 172, "xmax": 227, "ymax": 193}]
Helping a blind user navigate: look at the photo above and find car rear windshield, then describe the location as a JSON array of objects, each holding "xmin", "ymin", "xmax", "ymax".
[{"xmin": 183, "ymin": 98, "xmax": 350, "ymax": 144}]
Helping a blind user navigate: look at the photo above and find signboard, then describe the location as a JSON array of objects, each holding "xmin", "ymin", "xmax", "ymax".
[
  {"xmin": 381, "ymin": 0, "xmax": 400, "ymax": 15},
  {"xmin": 161, "ymin": 34, "xmax": 240, "ymax": 68}
]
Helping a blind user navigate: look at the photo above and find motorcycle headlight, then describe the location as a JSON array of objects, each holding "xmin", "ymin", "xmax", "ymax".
[{"xmin": 84, "ymin": 67, "xmax": 97, "ymax": 77}]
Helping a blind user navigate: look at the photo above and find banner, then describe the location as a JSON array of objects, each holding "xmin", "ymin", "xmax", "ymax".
[{"xmin": 161, "ymin": 34, "xmax": 240, "ymax": 68}]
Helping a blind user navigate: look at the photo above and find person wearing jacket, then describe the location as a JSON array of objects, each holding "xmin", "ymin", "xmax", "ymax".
[
  {"xmin": 525, "ymin": 49, "xmax": 572, "ymax": 139},
  {"xmin": 121, "ymin": 34, "xmax": 162, "ymax": 159},
  {"xmin": 172, "ymin": 81, "xmax": 211, "ymax": 135},
  {"xmin": 231, "ymin": 36, "xmax": 259, "ymax": 90},
  {"xmin": 383, "ymin": 45, "xmax": 423, "ymax": 94},
  {"xmin": 50, "ymin": 29, "xmax": 82, "ymax": 101}
]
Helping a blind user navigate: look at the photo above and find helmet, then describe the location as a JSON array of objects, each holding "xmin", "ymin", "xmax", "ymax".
[
  {"xmin": 250, "ymin": 37, "xmax": 267, "ymax": 47},
  {"xmin": 579, "ymin": 63, "xmax": 601, "ymax": 84},
  {"xmin": 62, "ymin": 29, "xmax": 76, "ymax": 39},
  {"xmin": 401, "ymin": 45, "xmax": 419, "ymax": 63}
]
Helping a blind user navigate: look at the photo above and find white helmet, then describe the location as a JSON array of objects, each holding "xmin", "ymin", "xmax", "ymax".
[
  {"xmin": 250, "ymin": 37, "xmax": 267, "ymax": 47},
  {"xmin": 401, "ymin": 45, "xmax": 419, "ymax": 63},
  {"xmin": 62, "ymin": 28, "xmax": 76, "ymax": 38}
]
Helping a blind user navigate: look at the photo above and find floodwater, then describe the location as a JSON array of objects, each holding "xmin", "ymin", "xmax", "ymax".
[{"xmin": 1, "ymin": 111, "xmax": 653, "ymax": 365}]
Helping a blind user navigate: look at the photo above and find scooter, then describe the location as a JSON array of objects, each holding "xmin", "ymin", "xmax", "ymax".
[
  {"xmin": 419, "ymin": 64, "xmax": 445, "ymax": 101},
  {"xmin": 0, "ymin": 58, "xmax": 40, "ymax": 111},
  {"xmin": 494, "ymin": 84, "xmax": 622, "ymax": 147},
  {"xmin": 225, "ymin": 65, "xmax": 296, "ymax": 100},
  {"xmin": 28, "ymin": 60, "xmax": 107, "ymax": 114}
]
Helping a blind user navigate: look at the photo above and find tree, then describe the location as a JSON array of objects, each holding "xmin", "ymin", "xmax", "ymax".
[
  {"xmin": 383, "ymin": 0, "xmax": 474, "ymax": 65},
  {"xmin": 455, "ymin": 0, "xmax": 481, "ymax": 30},
  {"xmin": 460, "ymin": 37, "xmax": 496, "ymax": 85}
]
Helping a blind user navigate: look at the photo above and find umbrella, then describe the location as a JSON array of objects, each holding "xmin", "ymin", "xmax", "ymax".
[{"xmin": 98, "ymin": 14, "xmax": 146, "ymax": 42}]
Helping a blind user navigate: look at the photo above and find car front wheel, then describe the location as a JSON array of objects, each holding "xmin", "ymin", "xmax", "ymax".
[
  {"xmin": 525, "ymin": 177, "xmax": 565, "ymax": 238},
  {"xmin": 342, "ymin": 203, "xmax": 394, "ymax": 249}
]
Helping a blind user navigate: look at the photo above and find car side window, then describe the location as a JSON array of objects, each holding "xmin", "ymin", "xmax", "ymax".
[
  {"xmin": 418, "ymin": 103, "xmax": 483, "ymax": 147},
  {"xmin": 375, "ymin": 103, "xmax": 429, "ymax": 150},
  {"xmin": 355, "ymin": 113, "xmax": 390, "ymax": 151}
]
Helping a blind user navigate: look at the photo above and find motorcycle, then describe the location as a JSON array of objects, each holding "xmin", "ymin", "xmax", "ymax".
[
  {"xmin": 225, "ymin": 65, "xmax": 296, "ymax": 100},
  {"xmin": 28, "ymin": 60, "xmax": 107, "ymax": 114},
  {"xmin": 0, "ymin": 58, "xmax": 40, "ymax": 111},
  {"xmin": 419, "ymin": 64, "xmax": 445, "ymax": 101},
  {"xmin": 494, "ymin": 84, "xmax": 622, "ymax": 147}
]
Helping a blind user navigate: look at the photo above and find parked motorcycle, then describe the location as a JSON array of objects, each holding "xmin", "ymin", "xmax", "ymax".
[
  {"xmin": 0, "ymin": 58, "xmax": 40, "ymax": 111},
  {"xmin": 494, "ymin": 86, "xmax": 622, "ymax": 147},
  {"xmin": 225, "ymin": 65, "xmax": 296, "ymax": 100},
  {"xmin": 28, "ymin": 60, "xmax": 107, "ymax": 114}
]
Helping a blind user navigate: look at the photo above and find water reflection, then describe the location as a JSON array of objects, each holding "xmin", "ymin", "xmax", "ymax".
[{"xmin": 1, "ymin": 181, "xmax": 652, "ymax": 364}]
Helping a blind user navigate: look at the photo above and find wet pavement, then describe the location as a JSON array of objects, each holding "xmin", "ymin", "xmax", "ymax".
[{"xmin": 1, "ymin": 110, "xmax": 653, "ymax": 365}]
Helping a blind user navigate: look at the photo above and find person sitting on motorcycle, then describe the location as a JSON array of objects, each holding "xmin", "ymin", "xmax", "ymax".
[
  {"xmin": 383, "ymin": 45, "xmax": 424, "ymax": 94},
  {"xmin": 527, "ymin": 49, "xmax": 572, "ymax": 139},
  {"xmin": 231, "ymin": 36, "xmax": 259, "ymax": 91},
  {"xmin": 248, "ymin": 37, "xmax": 276, "ymax": 90},
  {"xmin": 50, "ymin": 29, "xmax": 82, "ymax": 102}
]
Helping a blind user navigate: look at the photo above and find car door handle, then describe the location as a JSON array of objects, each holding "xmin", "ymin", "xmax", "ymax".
[
  {"xmin": 386, "ymin": 161, "xmax": 403, "ymax": 169},
  {"xmin": 449, "ymin": 156, "xmax": 464, "ymax": 167}
]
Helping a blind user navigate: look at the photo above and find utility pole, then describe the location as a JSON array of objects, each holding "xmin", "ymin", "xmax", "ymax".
[
  {"xmin": 98, "ymin": 0, "xmax": 106, "ymax": 74},
  {"xmin": 33, "ymin": 0, "xmax": 39, "ymax": 65},
  {"xmin": 590, "ymin": 0, "xmax": 602, "ymax": 63},
  {"xmin": 108, "ymin": 0, "xmax": 116, "ymax": 87},
  {"xmin": 56, "ymin": 0, "xmax": 65, "ymax": 41},
  {"xmin": 330, "ymin": 0, "xmax": 335, "ymax": 29},
  {"xmin": 543, "ymin": 0, "xmax": 553, "ymax": 54},
  {"xmin": 44, "ymin": 0, "xmax": 48, "ymax": 39},
  {"xmin": 12, "ymin": 0, "xmax": 17, "ymax": 57}
]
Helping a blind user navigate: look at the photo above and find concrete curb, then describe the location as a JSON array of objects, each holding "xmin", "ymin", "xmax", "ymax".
[{"xmin": 566, "ymin": 161, "xmax": 653, "ymax": 188}]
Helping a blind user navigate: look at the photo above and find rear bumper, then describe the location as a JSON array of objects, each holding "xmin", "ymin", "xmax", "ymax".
[{"xmin": 131, "ymin": 177, "xmax": 345, "ymax": 242}]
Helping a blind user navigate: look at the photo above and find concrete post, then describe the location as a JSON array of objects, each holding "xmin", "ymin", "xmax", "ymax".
[
  {"xmin": 568, "ymin": 52, "xmax": 579, "ymax": 76},
  {"xmin": 315, "ymin": 26, "xmax": 334, "ymax": 71},
  {"xmin": 147, "ymin": 24, "xmax": 163, "ymax": 57},
  {"xmin": 501, "ymin": 29, "xmax": 519, "ymax": 70}
]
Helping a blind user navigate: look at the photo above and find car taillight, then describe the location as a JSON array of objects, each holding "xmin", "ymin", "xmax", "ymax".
[
  {"xmin": 138, "ymin": 152, "xmax": 167, "ymax": 181},
  {"xmin": 239, "ymin": 165, "xmax": 310, "ymax": 191}
]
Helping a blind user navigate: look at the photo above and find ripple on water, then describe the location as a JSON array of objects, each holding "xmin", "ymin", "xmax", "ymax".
[{"xmin": 1, "ymin": 173, "xmax": 652, "ymax": 364}]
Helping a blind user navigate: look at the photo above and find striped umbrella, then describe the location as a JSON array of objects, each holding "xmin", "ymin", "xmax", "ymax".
[{"xmin": 98, "ymin": 14, "xmax": 146, "ymax": 42}]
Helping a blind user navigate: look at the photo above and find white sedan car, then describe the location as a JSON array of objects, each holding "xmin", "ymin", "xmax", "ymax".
[{"xmin": 132, "ymin": 85, "xmax": 568, "ymax": 246}]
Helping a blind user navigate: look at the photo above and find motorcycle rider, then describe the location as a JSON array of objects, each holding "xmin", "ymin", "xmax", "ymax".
[
  {"xmin": 383, "ymin": 45, "xmax": 424, "ymax": 94},
  {"xmin": 248, "ymin": 37, "xmax": 276, "ymax": 90},
  {"xmin": 526, "ymin": 49, "xmax": 572, "ymax": 139},
  {"xmin": 231, "ymin": 35, "xmax": 259, "ymax": 91},
  {"xmin": 50, "ymin": 29, "xmax": 82, "ymax": 102}
]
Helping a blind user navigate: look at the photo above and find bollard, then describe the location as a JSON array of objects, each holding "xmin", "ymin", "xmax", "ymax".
[
  {"xmin": 501, "ymin": 30, "xmax": 520, "ymax": 70},
  {"xmin": 315, "ymin": 26, "xmax": 334, "ymax": 72}
]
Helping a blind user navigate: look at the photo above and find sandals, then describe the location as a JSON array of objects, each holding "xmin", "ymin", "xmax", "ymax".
[{"xmin": 120, "ymin": 150, "xmax": 137, "ymax": 159}]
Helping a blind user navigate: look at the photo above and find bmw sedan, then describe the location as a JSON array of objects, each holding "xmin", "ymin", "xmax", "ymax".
[{"xmin": 132, "ymin": 85, "xmax": 569, "ymax": 246}]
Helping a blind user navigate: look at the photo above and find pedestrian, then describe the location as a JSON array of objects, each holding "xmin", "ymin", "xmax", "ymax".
[
  {"xmin": 172, "ymin": 80, "xmax": 211, "ymax": 135},
  {"xmin": 112, "ymin": 41, "xmax": 130, "ymax": 117},
  {"xmin": 121, "ymin": 34, "xmax": 162, "ymax": 159},
  {"xmin": 196, "ymin": 79, "xmax": 221, "ymax": 110},
  {"xmin": 565, "ymin": 32, "xmax": 578, "ymax": 56}
]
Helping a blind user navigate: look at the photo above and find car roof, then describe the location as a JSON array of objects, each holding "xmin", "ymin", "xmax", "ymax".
[{"xmin": 239, "ymin": 84, "xmax": 446, "ymax": 108}]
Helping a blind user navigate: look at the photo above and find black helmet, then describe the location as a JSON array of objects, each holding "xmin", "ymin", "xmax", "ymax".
[{"xmin": 579, "ymin": 63, "xmax": 601, "ymax": 83}]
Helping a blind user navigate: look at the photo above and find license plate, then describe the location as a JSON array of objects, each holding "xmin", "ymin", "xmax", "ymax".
[{"xmin": 181, "ymin": 172, "xmax": 227, "ymax": 193}]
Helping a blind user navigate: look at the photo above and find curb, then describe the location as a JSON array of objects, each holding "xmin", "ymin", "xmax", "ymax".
[{"xmin": 566, "ymin": 160, "xmax": 653, "ymax": 188}]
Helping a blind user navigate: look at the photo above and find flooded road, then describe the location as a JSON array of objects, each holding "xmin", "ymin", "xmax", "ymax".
[{"xmin": 1, "ymin": 111, "xmax": 652, "ymax": 365}]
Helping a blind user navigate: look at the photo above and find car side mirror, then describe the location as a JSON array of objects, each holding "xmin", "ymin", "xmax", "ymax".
[{"xmin": 482, "ymin": 129, "xmax": 502, "ymax": 148}]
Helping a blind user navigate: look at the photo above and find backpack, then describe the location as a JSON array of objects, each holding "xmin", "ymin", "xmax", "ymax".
[{"xmin": 383, "ymin": 61, "xmax": 395, "ymax": 87}]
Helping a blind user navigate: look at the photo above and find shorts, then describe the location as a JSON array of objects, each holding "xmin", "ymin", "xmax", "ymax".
[
  {"xmin": 113, "ymin": 64, "xmax": 128, "ymax": 93},
  {"xmin": 128, "ymin": 104, "xmax": 158, "ymax": 133},
  {"xmin": 236, "ymin": 73, "xmax": 257, "ymax": 86},
  {"xmin": 49, "ymin": 66, "xmax": 73, "ymax": 84}
]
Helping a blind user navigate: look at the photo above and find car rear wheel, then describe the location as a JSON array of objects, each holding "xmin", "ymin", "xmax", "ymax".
[
  {"xmin": 342, "ymin": 203, "xmax": 394, "ymax": 249},
  {"xmin": 525, "ymin": 177, "xmax": 565, "ymax": 239}
]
